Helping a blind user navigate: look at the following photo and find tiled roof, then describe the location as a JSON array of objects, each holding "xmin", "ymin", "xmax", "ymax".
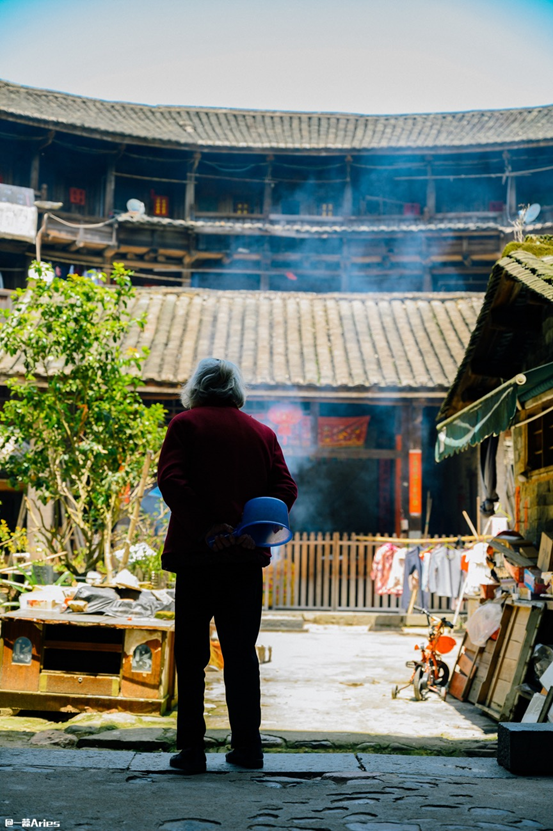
[
  {"xmin": 2, "ymin": 80, "xmax": 553, "ymax": 152},
  {"xmin": 0, "ymin": 287, "xmax": 483, "ymax": 396},
  {"xmin": 439, "ymin": 246, "xmax": 553, "ymax": 418},
  {"xmin": 115, "ymin": 289, "xmax": 481, "ymax": 395},
  {"xmin": 120, "ymin": 214, "xmax": 553, "ymax": 236}
]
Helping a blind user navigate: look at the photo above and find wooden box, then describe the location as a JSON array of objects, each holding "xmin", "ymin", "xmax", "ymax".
[
  {"xmin": 0, "ymin": 610, "xmax": 176, "ymax": 714},
  {"xmin": 539, "ymin": 533, "xmax": 553, "ymax": 573}
]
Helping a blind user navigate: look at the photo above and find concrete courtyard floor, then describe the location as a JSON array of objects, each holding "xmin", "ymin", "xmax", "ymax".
[
  {"xmin": 0, "ymin": 624, "xmax": 497, "ymax": 755},
  {"xmin": 206, "ymin": 624, "xmax": 496, "ymax": 753}
]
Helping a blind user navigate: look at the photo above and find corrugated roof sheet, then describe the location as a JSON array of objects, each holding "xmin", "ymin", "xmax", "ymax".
[{"xmin": 2, "ymin": 80, "xmax": 553, "ymax": 151}]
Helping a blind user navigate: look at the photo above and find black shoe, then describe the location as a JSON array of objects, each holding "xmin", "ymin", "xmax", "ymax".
[
  {"xmin": 169, "ymin": 748, "xmax": 207, "ymax": 774},
  {"xmin": 225, "ymin": 748, "xmax": 264, "ymax": 769}
]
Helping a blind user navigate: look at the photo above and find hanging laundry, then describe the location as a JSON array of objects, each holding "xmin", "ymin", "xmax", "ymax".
[
  {"xmin": 463, "ymin": 542, "xmax": 497, "ymax": 595},
  {"xmin": 401, "ymin": 546, "xmax": 430, "ymax": 610},
  {"xmin": 385, "ymin": 546, "xmax": 405, "ymax": 595},
  {"xmin": 427, "ymin": 545, "xmax": 463, "ymax": 598},
  {"xmin": 371, "ymin": 543, "xmax": 399, "ymax": 595}
]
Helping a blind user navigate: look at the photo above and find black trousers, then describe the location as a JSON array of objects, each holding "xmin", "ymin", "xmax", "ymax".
[{"xmin": 174, "ymin": 563, "xmax": 263, "ymax": 751}]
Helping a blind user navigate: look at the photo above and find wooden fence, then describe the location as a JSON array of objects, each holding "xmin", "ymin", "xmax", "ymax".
[{"xmin": 262, "ymin": 532, "xmax": 457, "ymax": 613}]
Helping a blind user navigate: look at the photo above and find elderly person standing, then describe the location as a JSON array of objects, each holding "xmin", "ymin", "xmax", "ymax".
[{"xmin": 158, "ymin": 357, "xmax": 297, "ymax": 775}]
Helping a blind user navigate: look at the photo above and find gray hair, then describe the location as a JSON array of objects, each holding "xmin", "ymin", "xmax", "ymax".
[{"xmin": 181, "ymin": 357, "xmax": 246, "ymax": 409}]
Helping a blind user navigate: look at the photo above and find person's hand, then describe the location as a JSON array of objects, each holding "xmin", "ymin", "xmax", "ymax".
[
  {"xmin": 235, "ymin": 533, "xmax": 256, "ymax": 550},
  {"xmin": 205, "ymin": 523, "xmax": 235, "ymax": 551}
]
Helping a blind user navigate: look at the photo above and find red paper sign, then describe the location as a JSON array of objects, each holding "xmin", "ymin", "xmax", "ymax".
[
  {"xmin": 151, "ymin": 191, "xmax": 169, "ymax": 216},
  {"xmin": 318, "ymin": 416, "xmax": 369, "ymax": 448},
  {"xmin": 254, "ymin": 404, "xmax": 311, "ymax": 448},
  {"xmin": 69, "ymin": 187, "xmax": 86, "ymax": 205},
  {"xmin": 409, "ymin": 449, "xmax": 422, "ymax": 516}
]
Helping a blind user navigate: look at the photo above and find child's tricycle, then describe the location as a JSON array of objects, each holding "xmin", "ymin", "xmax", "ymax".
[{"xmin": 391, "ymin": 606, "xmax": 457, "ymax": 701}]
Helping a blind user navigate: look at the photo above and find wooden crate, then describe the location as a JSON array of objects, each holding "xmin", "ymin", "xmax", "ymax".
[
  {"xmin": 0, "ymin": 610, "xmax": 176, "ymax": 714},
  {"xmin": 448, "ymin": 632, "xmax": 483, "ymax": 701},
  {"xmin": 475, "ymin": 600, "xmax": 545, "ymax": 721}
]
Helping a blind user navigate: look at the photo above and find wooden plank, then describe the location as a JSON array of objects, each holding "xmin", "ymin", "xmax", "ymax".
[
  {"xmin": 357, "ymin": 542, "xmax": 367, "ymax": 608},
  {"xmin": 41, "ymin": 671, "xmax": 119, "ymax": 697},
  {"xmin": 307, "ymin": 532, "xmax": 316, "ymax": 608},
  {"xmin": 285, "ymin": 541, "xmax": 293, "ymax": 608},
  {"xmin": 489, "ymin": 678, "xmax": 514, "ymax": 711},
  {"xmin": 277, "ymin": 546, "xmax": 285, "ymax": 608},
  {"xmin": 500, "ymin": 603, "xmax": 545, "ymax": 721},
  {"xmin": 300, "ymin": 532, "xmax": 308, "ymax": 608},
  {"xmin": 448, "ymin": 631, "xmax": 483, "ymax": 701},
  {"xmin": 43, "ymin": 641, "xmax": 122, "ymax": 653},
  {"xmin": 449, "ymin": 671, "xmax": 470, "ymax": 700},
  {"xmin": 349, "ymin": 536, "xmax": 357, "ymax": 608},
  {"xmin": 262, "ymin": 564, "xmax": 270, "ymax": 611},
  {"xmin": 292, "ymin": 534, "xmax": 300, "ymax": 609},
  {"xmin": 322, "ymin": 533, "xmax": 331, "ymax": 608},
  {"xmin": 366, "ymin": 542, "xmax": 375, "ymax": 608},
  {"xmin": 537, "ymin": 686, "xmax": 553, "ymax": 723},
  {"xmin": 315, "ymin": 532, "xmax": 323, "ymax": 608},
  {"xmin": 476, "ymin": 604, "xmax": 514, "ymax": 708},
  {"xmin": 496, "ymin": 657, "xmax": 520, "ymax": 684},
  {"xmin": 331, "ymin": 532, "xmax": 340, "ymax": 611},
  {"xmin": 458, "ymin": 653, "xmax": 476, "ymax": 677},
  {"xmin": 340, "ymin": 535, "xmax": 349, "ymax": 608},
  {"xmin": 469, "ymin": 638, "xmax": 498, "ymax": 705}
]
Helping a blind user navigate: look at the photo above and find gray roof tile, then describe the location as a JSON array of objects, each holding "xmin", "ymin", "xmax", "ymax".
[
  {"xmin": 0, "ymin": 287, "xmax": 484, "ymax": 395},
  {"xmin": 2, "ymin": 79, "xmax": 553, "ymax": 151}
]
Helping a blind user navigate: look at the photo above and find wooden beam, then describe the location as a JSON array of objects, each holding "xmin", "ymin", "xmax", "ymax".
[
  {"xmin": 104, "ymin": 162, "xmax": 116, "ymax": 217},
  {"xmin": 343, "ymin": 156, "xmax": 353, "ymax": 218},
  {"xmin": 263, "ymin": 155, "xmax": 273, "ymax": 218},
  {"xmin": 185, "ymin": 152, "xmax": 201, "ymax": 220},
  {"xmin": 425, "ymin": 158, "xmax": 436, "ymax": 218}
]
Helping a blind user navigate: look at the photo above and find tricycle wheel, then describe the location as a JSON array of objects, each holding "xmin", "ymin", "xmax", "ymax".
[
  {"xmin": 433, "ymin": 660, "xmax": 450, "ymax": 687},
  {"xmin": 391, "ymin": 685, "xmax": 399, "ymax": 699},
  {"xmin": 413, "ymin": 667, "xmax": 429, "ymax": 701}
]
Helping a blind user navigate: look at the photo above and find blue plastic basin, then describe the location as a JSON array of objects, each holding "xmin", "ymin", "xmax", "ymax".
[{"xmin": 235, "ymin": 497, "xmax": 292, "ymax": 547}]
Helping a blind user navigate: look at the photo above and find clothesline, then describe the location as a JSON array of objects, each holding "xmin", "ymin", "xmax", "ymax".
[{"xmin": 354, "ymin": 534, "xmax": 494, "ymax": 545}]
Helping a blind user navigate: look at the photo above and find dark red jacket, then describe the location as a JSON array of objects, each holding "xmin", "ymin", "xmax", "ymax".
[{"xmin": 157, "ymin": 403, "xmax": 298, "ymax": 572}]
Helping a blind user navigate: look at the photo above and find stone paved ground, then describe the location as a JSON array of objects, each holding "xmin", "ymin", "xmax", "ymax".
[{"xmin": 1, "ymin": 749, "xmax": 552, "ymax": 831}]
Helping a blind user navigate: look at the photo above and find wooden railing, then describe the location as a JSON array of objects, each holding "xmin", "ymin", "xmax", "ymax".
[{"xmin": 262, "ymin": 532, "xmax": 459, "ymax": 613}]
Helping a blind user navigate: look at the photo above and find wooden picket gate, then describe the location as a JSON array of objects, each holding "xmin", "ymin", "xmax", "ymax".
[{"xmin": 262, "ymin": 531, "xmax": 456, "ymax": 613}]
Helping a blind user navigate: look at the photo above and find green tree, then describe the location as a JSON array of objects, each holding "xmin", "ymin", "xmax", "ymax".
[{"xmin": 0, "ymin": 264, "xmax": 166, "ymax": 575}]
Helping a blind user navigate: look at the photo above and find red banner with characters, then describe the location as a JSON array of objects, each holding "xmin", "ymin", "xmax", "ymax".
[
  {"xmin": 318, "ymin": 416, "xmax": 370, "ymax": 448},
  {"xmin": 409, "ymin": 449, "xmax": 423, "ymax": 516},
  {"xmin": 251, "ymin": 408, "xmax": 370, "ymax": 449}
]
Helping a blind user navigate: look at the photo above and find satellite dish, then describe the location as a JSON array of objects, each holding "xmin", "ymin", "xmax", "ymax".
[
  {"xmin": 525, "ymin": 203, "xmax": 541, "ymax": 223},
  {"xmin": 518, "ymin": 203, "xmax": 541, "ymax": 223},
  {"xmin": 126, "ymin": 198, "xmax": 146, "ymax": 216}
]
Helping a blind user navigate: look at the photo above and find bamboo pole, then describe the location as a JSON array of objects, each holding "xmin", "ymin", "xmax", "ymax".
[
  {"xmin": 1, "ymin": 550, "xmax": 61, "ymax": 575},
  {"xmin": 462, "ymin": 510, "xmax": 479, "ymax": 538},
  {"xmin": 120, "ymin": 450, "xmax": 153, "ymax": 569},
  {"xmin": 354, "ymin": 534, "xmax": 492, "ymax": 545},
  {"xmin": 104, "ymin": 509, "xmax": 114, "ymax": 584}
]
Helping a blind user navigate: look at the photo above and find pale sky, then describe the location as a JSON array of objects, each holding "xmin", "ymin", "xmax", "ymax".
[{"xmin": 0, "ymin": 0, "xmax": 552, "ymax": 115}]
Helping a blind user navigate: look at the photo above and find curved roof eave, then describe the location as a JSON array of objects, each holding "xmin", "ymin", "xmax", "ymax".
[{"xmin": 1, "ymin": 79, "xmax": 553, "ymax": 154}]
